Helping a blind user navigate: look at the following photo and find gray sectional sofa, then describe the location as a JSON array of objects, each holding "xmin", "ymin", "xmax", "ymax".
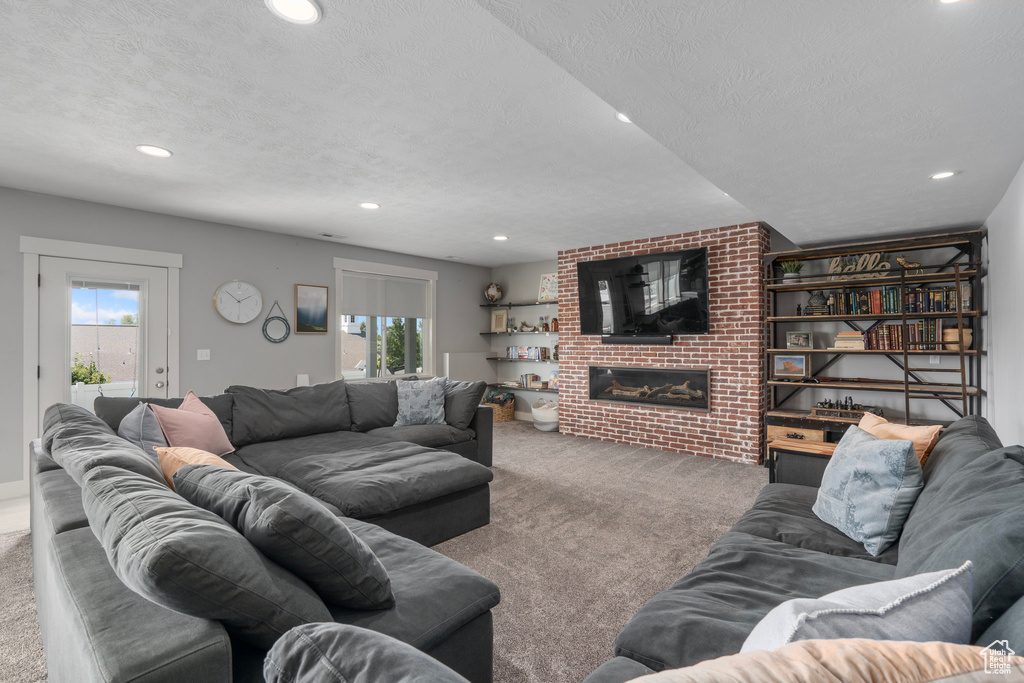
[
  {"xmin": 31, "ymin": 379, "xmax": 500, "ymax": 682},
  {"xmin": 583, "ymin": 415, "xmax": 1024, "ymax": 681}
]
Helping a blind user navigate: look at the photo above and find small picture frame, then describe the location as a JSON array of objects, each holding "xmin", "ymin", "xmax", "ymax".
[
  {"xmin": 538, "ymin": 273, "xmax": 558, "ymax": 302},
  {"xmin": 295, "ymin": 284, "xmax": 329, "ymax": 334},
  {"xmin": 773, "ymin": 354, "xmax": 810, "ymax": 380},
  {"xmin": 491, "ymin": 309, "xmax": 508, "ymax": 333},
  {"xmin": 786, "ymin": 330, "xmax": 813, "ymax": 350}
]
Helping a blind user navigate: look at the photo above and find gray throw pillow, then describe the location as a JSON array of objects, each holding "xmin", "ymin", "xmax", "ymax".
[
  {"xmin": 395, "ymin": 377, "xmax": 446, "ymax": 426},
  {"xmin": 444, "ymin": 379, "xmax": 487, "ymax": 430},
  {"xmin": 81, "ymin": 465, "xmax": 331, "ymax": 648},
  {"xmin": 264, "ymin": 623, "xmax": 470, "ymax": 683},
  {"xmin": 226, "ymin": 381, "xmax": 351, "ymax": 446},
  {"xmin": 174, "ymin": 464, "xmax": 394, "ymax": 610},
  {"xmin": 813, "ymin": 426, "xmax": 922, "ymax": 556},
  {"xmin": 347, "ymin": 380, "xmax": 399, "ymax": 431},
  {"xmin": 741, "ymin": 561, "xmax": 973, "ymax": 652},
  {"xmin": 117, "ymin": 402, "xmax": 168, "ymax": 464}
]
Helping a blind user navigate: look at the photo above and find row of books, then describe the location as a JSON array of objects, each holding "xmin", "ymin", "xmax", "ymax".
[
  {"xmin": 505, "ymin": 346, "xmax": 551, "ymax": 360},
  {"xmin": 520, "ymin": 374, "xmax": 544, "ymax": 388},
  {"xmin": 824, "ymin": 284, "xmax": 971, "ymax": 316},
  {"xmin": 829, "ymin": 321, "xmax": 947, "ymax": 351}
]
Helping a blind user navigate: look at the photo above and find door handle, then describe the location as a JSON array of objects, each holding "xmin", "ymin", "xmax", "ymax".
[{"xmin": 155, "ymin": 381, "xmax": 165, "ymax": 389}]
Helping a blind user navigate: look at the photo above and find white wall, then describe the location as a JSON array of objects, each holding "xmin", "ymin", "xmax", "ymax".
[
  {"xmin": 983, "ymin": 158, "xmax": 1024, "ymax": 445},
  {"xmin": 1, "ymin": 187, "xmax": 492, "ymax": 487}
]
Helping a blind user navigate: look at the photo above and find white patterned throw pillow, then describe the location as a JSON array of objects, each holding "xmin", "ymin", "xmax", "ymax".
[{"xmin": 395, "ymin": 377, "xmax": 446, "ymax": 426}]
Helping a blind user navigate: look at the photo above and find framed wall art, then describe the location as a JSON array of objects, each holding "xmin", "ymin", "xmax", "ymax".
[
  {"xmin": 538, "ymin": 273, "xmax": 558, "ymax": 302},
  {"xmin": 295, "ymin": 284, "xmax": 329, "ymax": 334}
]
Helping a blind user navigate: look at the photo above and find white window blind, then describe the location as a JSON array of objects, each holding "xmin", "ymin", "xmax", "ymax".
[{"xmin": 340, "ymin": 271, "xmax": 429, "ymax": 319}]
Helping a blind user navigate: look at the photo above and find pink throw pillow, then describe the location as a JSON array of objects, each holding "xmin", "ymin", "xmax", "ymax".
[{"xmin": 150, "ymin": 391, "xmax": 234, "ymax": 456}]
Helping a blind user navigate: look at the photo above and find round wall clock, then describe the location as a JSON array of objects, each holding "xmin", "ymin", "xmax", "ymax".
[{"xmin": 214, "ymin": 280, "xmax": 263, "ymax": 324}]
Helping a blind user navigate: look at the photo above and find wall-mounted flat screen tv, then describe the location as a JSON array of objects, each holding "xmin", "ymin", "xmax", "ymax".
[{"xmin": 577, "ymin": 247, "xmax": 709, "ymax": 337}]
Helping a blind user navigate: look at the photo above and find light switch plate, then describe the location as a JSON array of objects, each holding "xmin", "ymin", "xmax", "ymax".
[{"xmin": 197, "ymin": 349, "xmax": 211, "ymax": 361}]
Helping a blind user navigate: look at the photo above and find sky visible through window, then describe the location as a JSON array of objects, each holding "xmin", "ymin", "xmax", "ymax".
[{"xmin": 71, "ymin": 288, "xmax": 139, "ymax": 325}]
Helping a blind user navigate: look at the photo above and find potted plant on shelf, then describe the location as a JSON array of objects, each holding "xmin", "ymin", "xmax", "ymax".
[{"xmin": 778, "ymin": 260, "xmax": 804, "ymax": 281}]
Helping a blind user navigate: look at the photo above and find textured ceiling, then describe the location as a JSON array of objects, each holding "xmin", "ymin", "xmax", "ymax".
[
  {"xmin": 0, "ymin": 0, "xmax": 753, "ymax": 267},
  {"xmin": 474, "ymin": 0, "xmax": 1024, "ymax": 246}
]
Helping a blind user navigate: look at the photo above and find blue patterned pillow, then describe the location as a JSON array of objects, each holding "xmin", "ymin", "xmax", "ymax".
[
  {"xmin": 394, "ymin": 378, "xmax": 446, "ymax": 426},
  {"xmin": 813, "ymin": 426, "xmax": 923, "ymax": 556}
]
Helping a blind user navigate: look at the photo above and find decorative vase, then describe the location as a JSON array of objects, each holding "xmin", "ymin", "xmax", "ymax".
[
  {"xmin": 942, "ymin": 327, "xmax": 973, "ymax": 351},
  {"xmin": 484, "ymin": 282, "xmax": 503, "ymax": 304},
  {"xmin": 807, "ymin": 290, "xmax": 827, "ymax": 307}
]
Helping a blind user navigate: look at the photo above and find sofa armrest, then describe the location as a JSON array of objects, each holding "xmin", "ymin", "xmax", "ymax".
[
  {"xmin": 469, "ymin": 405, "xmax": 493, "ymax": 467},
  {"xmin": 265, "ymin": 623, "xmax": 471, "ymax": 683}
]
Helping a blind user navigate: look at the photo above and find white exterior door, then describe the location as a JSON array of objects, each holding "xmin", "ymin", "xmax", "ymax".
[{"xmin": 38, "ymin": 257, "xmax": 170, "ymax": 423}]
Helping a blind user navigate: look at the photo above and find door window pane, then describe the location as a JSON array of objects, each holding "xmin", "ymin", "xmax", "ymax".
[{"xmin": 69, "ymin": 281, "xmax": 142, "ymax": 408}]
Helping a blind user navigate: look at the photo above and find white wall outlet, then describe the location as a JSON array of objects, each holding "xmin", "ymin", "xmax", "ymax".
[
  {"xmin": 929, "ymin": 355, "xmax": 940, "ymax": 365},
  {"xmin": 197, "ymin": 349, "xmax": 211, "ymax": 361}
]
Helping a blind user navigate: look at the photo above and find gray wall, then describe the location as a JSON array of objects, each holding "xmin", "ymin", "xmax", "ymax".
[
  {"xmin": 488, "ymin": 259, "xmax": 559, "ymax": 418},
  {"xmin": 983, "ymin": 158, "xmax": 1024, "ymax": 445},
  {"xmin": 1, "ymin": 187, "xmax": 491, "ymax": 485}
]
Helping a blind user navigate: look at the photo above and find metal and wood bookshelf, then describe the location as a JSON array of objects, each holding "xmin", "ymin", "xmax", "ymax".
[
  {"xmin": 480, "ymin": 299, "xmax": 559, "ymax": 395},
  {"xmin": 765, "ymin": 230, "xmax": 984, "ymax": 444}
]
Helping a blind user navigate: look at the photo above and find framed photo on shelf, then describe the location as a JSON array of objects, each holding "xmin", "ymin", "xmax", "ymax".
[
  {"xmin": 772, "ymin": 354, "xmax": 810, "ymax": 380},
  {"xmin": 295, "ymin": 284, "xmax": 329, "ymax": 334},
  {"xmin": 491, "ymin": 310, "xmax": 508, "ymax": 333},
  {"xmin": 786, "ymin": 330, "xmax": 813, "ymax": 350},
  {"xmin": 538, "ymin": 273, "xmax": 558, "ymax": 302}
]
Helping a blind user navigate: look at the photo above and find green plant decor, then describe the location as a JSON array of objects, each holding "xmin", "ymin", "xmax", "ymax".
[
  {"xmin": 779, "ymin": 260, "xmax": 804, "ymax": 274},
  {"xmin": 71, "ymin": 353, "xmax": 109, "ymax": 385}
]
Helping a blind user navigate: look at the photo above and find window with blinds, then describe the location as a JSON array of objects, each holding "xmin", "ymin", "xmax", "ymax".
[{"xmin": 337, "ymin": 268, "xmax": 433, "ymax": 379}]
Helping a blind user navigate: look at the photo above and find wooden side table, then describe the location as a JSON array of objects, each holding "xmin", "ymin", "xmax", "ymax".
[{"xmin": 767, "ymin": 438, "xmax": 837, "ymax": 487}]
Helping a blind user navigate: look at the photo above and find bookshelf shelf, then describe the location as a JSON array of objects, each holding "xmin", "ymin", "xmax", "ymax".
[{"xmin": 765, "ymin": 229, "xmax": 984, "ymax": 449}]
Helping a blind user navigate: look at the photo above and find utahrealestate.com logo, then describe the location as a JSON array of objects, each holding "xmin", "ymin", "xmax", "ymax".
[{"xmin": 980, "ymin": 640, "xmax": 1016, "ymax": 675}]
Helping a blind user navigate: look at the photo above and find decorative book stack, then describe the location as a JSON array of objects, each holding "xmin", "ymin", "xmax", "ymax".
[{"xmin": 830, "ymin": 332, "xmax": 866, "ymax": 350}]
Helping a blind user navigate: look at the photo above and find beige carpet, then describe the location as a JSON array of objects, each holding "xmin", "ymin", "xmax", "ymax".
[
  {"xmin": 0, "ymin": 421, "xmax": 767, "ymax": 683},
  {"xmin": 0, "ymin": 530, "xmax": 45, "ymax": 682},
  {"xmin": 435, "ymin": 421, "xmax": 767, "ymax": 683}
]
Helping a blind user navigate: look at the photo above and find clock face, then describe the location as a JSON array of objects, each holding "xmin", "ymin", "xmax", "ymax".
[{"xmin": 215, "ymin": 280, "xmax": 263, "ymax": 324}]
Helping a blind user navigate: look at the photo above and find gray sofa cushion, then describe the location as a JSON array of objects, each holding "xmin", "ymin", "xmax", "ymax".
[
  {"xmin": 42, "ymin": 403, "xmax": 165, "ymax": 486},
  {"xmin": 116, "ymin": 402, "xmax": 167, "ymax": 463},
  {"xmin": 264, "ymin": 623, "xmax": 470, "ymax": 683},
  {"xmin": 226, "ymin": 381, "xmax": 351, "ymax": 446},
  {"xmin": 366, "ymin": 424, "xmax": 474, "ymax": 449},
  {"xmin": 729, "ymin": 484, "xmax": 899, "ymax": 565},
  {"xmin": 348, "ymin": 381, "xmax": 399, "ymax": 431},
  {"xmin": 443, "ymin": 380, "xmax": 487, "ymax": 431},
  {"xmin": 582, "ymin": 657, "xmax": 656, "ymax": 683},
  {"xmin": 896, "ymin": 444, "xmax": 1024, "ymax": 639},
  {"xmin": 174, "ymin": 464, "xmax": 394, "ymax": 610},
  {"xmin": 80, "ymin": 465, "xmax": 331, "ymax": 648},
  {"xmin": 42, "ymin": 527, "xmax": 233, "ymax": 683},
  {"xmin": 33, "ymin": 468, "xmax": 89, "ymax": 535},
  {"xmin": 613, "ymin": 531, "xmax": 895, "ymax": 671},
  {"xmin": 94, "ymin": 394, "xmax": 236, "ymax": 442},
  {"xmin": 327, "ymin": 517, "xmax": 501, "ymax": 651},
  {"xmin": 233, "ymin": 431, "xmax": 494, "ymax": 519},
  {"xmin": 923, "ymin": 415, "xmax": 1003, "ymax": 487}
]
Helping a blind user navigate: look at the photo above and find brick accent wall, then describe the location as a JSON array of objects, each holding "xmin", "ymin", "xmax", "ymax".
[{"xmin": 556, "ymin": 223, "xmax": 769, "ymax": 464}]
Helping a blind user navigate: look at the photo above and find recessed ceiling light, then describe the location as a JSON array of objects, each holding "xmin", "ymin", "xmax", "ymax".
[
  {"xmin": 265, "ymin": 0, "xmax": 322, "ymax": 24},
  {"xmin": 940, "ymin": 0, "xmax": 960, "ymax": 4},
  {"xmin": 493, "ymin": 235, "xmax": 509, "ymax": 241},
  {"xmin": 615, "ymin": 112, "xmax": 632, "ymax": 124},
  {"xmin": 136, "ymin": 144, "xmax": 172, "ymax": 158},
  {"xmin": 359, "ymin": 202, "xmax": 380, "ymax": 210},
  {"xmin": 930, "ymin": 171, "xmax": 957, "ymax": 180}
]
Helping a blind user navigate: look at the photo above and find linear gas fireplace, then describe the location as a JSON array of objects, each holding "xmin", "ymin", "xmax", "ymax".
[{"xmin": 589, "ymin": 366, "xmax": 710, "ymax": 410}]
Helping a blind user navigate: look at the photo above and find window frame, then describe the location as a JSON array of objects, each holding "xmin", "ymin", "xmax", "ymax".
[{"xmin": 333, "ymin": 258, "xmax": 437, "ymax": 380}]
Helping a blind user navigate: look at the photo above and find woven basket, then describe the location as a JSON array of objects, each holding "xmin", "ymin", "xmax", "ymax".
[{"xmin": 484, "ymin": 401, "xmax": 515, "ymax": 422}]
